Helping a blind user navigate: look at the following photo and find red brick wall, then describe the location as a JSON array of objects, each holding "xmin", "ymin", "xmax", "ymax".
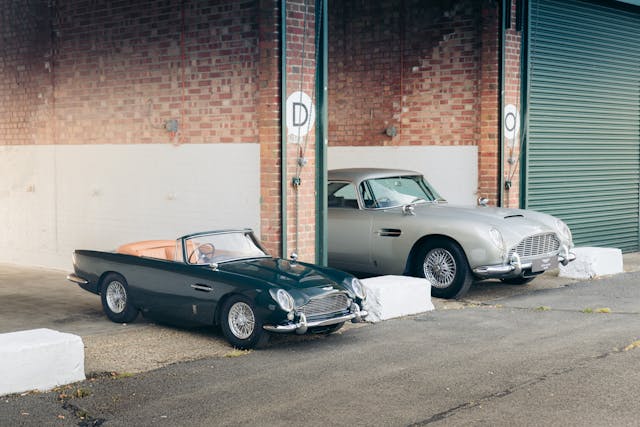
[
  {"xmin": 258, "ymin": 0, "xmax": 317, "ymax": 260},
  {"xmin": 1, "ymin": 0, "xmax": 259, "ymax": 146},
  {"xmin": 328, "ymin": 0, "xmax": 501, "ymax": 203},
  {"xmin": 503, "ymin": 2, "xmax": 523, "ymax": 208},
  {"xmin": 0, "ymin": 2, "xmax": 54, "ymax": 144}
]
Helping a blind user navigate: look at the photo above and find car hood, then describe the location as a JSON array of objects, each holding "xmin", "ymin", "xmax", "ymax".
[
  {"xmin": 219, "ymin": 257, "xmax": 349, "ymax": 301},
  {"xmin": 411, "ymin": 203, "xmax": 560, "ymax": 242}
]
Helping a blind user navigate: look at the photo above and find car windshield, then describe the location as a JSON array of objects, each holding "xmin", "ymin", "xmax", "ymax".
[
  {"xmin": 182, "ymin": 231, "xmax": 269, "ymax": 265},
  {"xmin": 360, "ymin": 175, "xmax": 444, "ymax": 209}
]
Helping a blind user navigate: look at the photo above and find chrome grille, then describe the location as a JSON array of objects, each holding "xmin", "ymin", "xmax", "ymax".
[
  {"xmin": 509, "ymin": 233, "xmax": 560, "ymax": 259},
  {"xmin": 299, "ymin": 293, "xmax": 350, "ymax": 318}
]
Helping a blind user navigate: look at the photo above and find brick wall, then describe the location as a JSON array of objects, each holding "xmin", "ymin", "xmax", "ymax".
[
  {"xmin": 258, "ymin": 0, "xmax": 317, "ymax": 260},
  {"xmin": 502, "ymin": 1, "xmax": 523, "ymax": 208},
  {"xmin": 1, "ymin": 0, "xmax": 259, "ymax": 146},
  {"xmin": 328, "ymin": 0, "xmax": 501, "ymax": 203}
]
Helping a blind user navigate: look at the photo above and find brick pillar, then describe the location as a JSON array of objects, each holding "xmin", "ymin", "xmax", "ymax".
[
  {"xmin": 258, "ymin": 0, "xmax": 317, "ymax": 260},
  {"xmin": 258, "ymin": 0, "xmax": 283, "ymax": 256},
  {"xmin": 477, "ymin": 2, "xmax": 501, "ymax": 206},
  {"xmin": 503, "ymin": 1, "xmax": 523, "ymax": 208}
]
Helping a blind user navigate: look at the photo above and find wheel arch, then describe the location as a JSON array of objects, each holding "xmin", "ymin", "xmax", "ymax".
[{"xmin": 97, "ymin": 270, "xmax": 125, "ymax": 295}]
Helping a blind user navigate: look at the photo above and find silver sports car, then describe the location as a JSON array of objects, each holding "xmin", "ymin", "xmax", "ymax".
[{"xmin": 328, "ymin": 168, "xmax": 576, "ymax": 299}]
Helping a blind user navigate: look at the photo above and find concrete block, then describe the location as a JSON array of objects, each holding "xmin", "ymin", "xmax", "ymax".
[
  {"xmin": 0, "ymin": 328, "xmax": 85, "ymax": 396},
  {"xmin": 559, "ymin": 247, "xmax": 623, "ymax": 280},
  {"xmin": 362, "ymin": 276, "xmax": 434, "ymax": 323}
]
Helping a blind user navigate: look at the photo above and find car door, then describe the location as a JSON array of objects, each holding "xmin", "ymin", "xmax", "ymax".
[
  {"xmin": 122, "ymin": 258, "xmax": 218, "ymax": 325},
  {"xmin": 327, "ymin": 181, "xmax": 375, "ymax": 273}
]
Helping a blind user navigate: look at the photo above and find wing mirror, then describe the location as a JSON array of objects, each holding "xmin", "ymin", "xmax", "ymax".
[
  {"xmin": 478, "ymin": 197, "xmax": 489, "ymax": 207},
  {"xmin": 209, "ymin": 262, "xmax": 219, "ymax": 271},
  {"xmin": 402, "ymin": 204, "xmax": 415, "ymax": 216},
  {"xmin": 290, "ymin": 252, "xmax": 298, "ymax": 263}
]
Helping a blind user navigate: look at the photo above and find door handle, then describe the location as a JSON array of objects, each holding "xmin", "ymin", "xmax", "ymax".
[{"xmin": 191, "ymin": 283, "xmax": 213, "ymax": 292}]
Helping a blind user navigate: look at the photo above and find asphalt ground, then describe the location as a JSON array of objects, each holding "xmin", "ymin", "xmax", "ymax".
[
  {"xmin": 1, "ymin": 255, "xmax": 639, "ymax": 374},
  {"xmin": 1, "ymin": 260, "xmax": 640, "ymax": 426}
]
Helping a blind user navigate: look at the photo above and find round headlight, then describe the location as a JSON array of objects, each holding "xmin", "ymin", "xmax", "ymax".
[
  {"xmin": 269, "ymin": 289, "xmax": 295, "ymax": 312},
  {"xmin": 489, "ymin": 227, "xmax": 505, "ymax": 251},
  {"xmin": 555, "ymin": 219, "xmax": 572, "ymax": 241},
  {"xmin": 350, "ymin": 277, "xmax": 366, "ymax": 300}
]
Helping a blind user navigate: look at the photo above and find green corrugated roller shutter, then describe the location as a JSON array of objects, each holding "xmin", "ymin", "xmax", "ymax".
[{"xmin": 525, "ymin": 0, "xmax": 640, "ymax": 252}]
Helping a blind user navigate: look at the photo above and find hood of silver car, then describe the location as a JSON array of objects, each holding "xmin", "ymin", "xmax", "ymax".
[{"xmin": 410, "ymin": 203, "xmax": 558, "ymax": 243}]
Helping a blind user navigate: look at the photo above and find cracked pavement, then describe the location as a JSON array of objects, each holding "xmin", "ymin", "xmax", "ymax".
[{"xmin": 2, "ymin": 268, "xmax": 640, "ymax": 426}]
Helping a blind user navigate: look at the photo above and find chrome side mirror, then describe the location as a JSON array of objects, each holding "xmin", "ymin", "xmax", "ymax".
[
  {"xmin": 209, "ymin": 262, "xmax": 219, "ymax": 271},
  {"xmin": 478, "ymin": 197, "xmax": 489, "ymax": 207},
  {"xmin": 402, "ymin": 204, "xmax": 415, "ymax": 216},
  {"xmin": 290, "ymin": 252, "xmax": 298, "ymax": 263}
]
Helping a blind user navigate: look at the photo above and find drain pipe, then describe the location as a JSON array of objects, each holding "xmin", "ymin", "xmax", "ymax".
[{"xmin": 280, "ymin": 0, "xmax": 288, "ymax": 258}]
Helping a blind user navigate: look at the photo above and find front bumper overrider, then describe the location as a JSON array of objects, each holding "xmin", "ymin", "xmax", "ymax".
[
  {"xmin": 472, "ymin": 245, "xmax": 576, "ymax": 279},
  {"xmin": 263, "ymin": 302, "xmax": 368, "ymax": 335}
]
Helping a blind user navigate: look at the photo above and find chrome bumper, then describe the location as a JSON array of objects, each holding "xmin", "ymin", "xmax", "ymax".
[
  {"xmin": 263, "ymin": 303, "xmax": 367, "ymax": 335},
  {"xmin": 67, "ymin": 273, "xmax": 89, "ymax": 285},
  {"xmin": 473, "ymin": 246, "xmax": 576, "ymax": 279}
]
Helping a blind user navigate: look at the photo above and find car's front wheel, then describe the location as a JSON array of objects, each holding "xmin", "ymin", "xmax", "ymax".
[
  {"xmin": 100, "ymin": 273, "xmax": 138, "ymax": 323},
  {"xmin": 413, "ymin": 239, "xmax": 473, "ymax": 299},
  {"xmin": 221, "ymin": 295, "xmax": 269, "ymax": 349}
]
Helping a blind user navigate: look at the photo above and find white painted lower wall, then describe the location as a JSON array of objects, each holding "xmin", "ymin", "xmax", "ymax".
[
  {"xmin": 328, "ymin": 145, "xmax": 478, "ymax": 205},
  {"xmin": 0, "ymin": 143, "xmax": 260, "ymax": 270}
]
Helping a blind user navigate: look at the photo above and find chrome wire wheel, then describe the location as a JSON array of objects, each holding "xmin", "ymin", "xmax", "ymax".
[
  {"xmin": 105, "ymin": 280, "xmax": 127, "ymax": 314},
  {"xmin": 423, "ymin": 248, "xmax": 457, "ymax": 289},
  {"xmin": 227, "ymin": 301, "xmax": 255, "ymax": 340}
]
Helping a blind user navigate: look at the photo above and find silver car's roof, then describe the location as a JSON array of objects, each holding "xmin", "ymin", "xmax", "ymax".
[{"xmin": 328, "ymin": 168, "xmax": 421, "ymax": 183}]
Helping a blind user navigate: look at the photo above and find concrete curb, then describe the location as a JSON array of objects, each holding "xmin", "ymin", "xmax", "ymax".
[{"xmin": 0, "ymin": 328, "xmax": 85, "ymax": 396}]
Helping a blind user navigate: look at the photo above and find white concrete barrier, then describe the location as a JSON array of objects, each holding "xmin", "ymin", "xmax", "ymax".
[
  {"xmin": 362, "ymin": 276, "xmax": 434, "ymax": 323},
  {"xmin": 559, "ymin": 247, "xmax": 623, "ymax": 280},
  {"xmin": 0, "ymin": 328, "xmax": 85, "ymax": 396}
]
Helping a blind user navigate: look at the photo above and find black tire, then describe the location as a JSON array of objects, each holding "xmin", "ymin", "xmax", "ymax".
[
  {"xmin": 500, "ymin": 276, "xmax": 535, "ymax": 285},
  {"xmin": 310, "ymin": 322, "xmax": 345, "ymax": 334},
  {"xmin": 413, "ymin": 238, "xmax": 473, "ymax": 299},
  {"xmin": 100, "ymin": 273, "xmax": 138, "ymax": 323},
  {"xmin": 220, "ymin": 295, "xmax": 269, "ymax": 349}
]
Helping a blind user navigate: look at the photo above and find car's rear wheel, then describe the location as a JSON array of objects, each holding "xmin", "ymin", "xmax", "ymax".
[
  {"xmin": 413, "ymin": 239, "xmax": 473, "ymax": 299},
  {"xmin": 100, "ymin": 273, "xmax": 138, "ymax": 323},
  {"xmin": 221, "ymin": 295, "xmax": 269, "ymax": 349},
  {"xmin": 500, "ymin": 276, "xmax": 535, "ymax": 285}
]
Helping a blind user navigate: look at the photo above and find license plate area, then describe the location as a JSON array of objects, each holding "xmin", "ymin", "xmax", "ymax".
[{"xmin": 531, "ymin": 256, "xmax": 559, "ymax": 273}]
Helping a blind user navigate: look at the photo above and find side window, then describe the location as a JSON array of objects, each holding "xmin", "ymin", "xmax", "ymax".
[{"xmin": 328, "ymin": 182, "xmax": 360, "ymax": 209}]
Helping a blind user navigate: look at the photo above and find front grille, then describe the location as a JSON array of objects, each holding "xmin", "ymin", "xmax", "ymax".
[
  {"xmin": 509, "ymin": 233, "xmax": 560, "ymax": 259},
  {"xmin": 299, "ymin": 293, "xmax": 350, "ymax": 319}
]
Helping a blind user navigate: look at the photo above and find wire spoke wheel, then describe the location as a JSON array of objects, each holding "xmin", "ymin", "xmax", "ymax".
[
  {"xmin": 227, "ymin": 302, "xmax": 255, "ymax": 340},
  {"xmin": 423, "ymin": 248, "xmax": 457, "ymax": 289},
  {"xmin": 106, "ymin": 280, "xmax": 127, "ymax": 314}
]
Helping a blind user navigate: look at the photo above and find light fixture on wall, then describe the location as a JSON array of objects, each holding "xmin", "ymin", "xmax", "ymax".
[{"xmin": 385, "ymin": 126, "xmax": 397, "ymax": 137}]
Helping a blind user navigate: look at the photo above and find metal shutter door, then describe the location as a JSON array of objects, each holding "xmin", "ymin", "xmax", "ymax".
[{"xmin": 525, "ymin": 0, "xmax": 640, "ymax": 251}]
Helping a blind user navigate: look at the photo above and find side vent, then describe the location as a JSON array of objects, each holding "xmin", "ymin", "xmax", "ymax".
[{"xmin": 378, "ymin": 228, "xmax": 402, "ymax": 237}]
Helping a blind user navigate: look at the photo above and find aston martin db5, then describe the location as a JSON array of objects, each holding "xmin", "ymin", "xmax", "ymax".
[
  {"xmin": 68, "ymin": 229, "xmax": 367, "ymax": 349},
  {"xmin": 328, "ymin": 168, "xmax": 576, "ymax": 299}
]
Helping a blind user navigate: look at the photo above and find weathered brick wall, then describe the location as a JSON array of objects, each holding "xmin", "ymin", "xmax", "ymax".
[
  {"xmin": 328, "ymin": 0, "xmax": 501, "ymax": 203},
  {"xmin": 259, "ymin": 0, "xmax": 317, "ymax": 260},
  {"xmin": 0, "ymin": 1, "xmax": 54, "ymax": 145},
  {"xmin": 1, "ymin": 0, "xmax": 259, "ymax": 146},
  {"xmin": 503, "ymin": 2, "xmax": 523, "ymax": 208}
]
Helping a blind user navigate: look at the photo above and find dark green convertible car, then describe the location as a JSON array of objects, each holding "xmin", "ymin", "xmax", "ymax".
[{"xmin": 67, "ymin": 229, "xmax": 367, "ymax": 349}]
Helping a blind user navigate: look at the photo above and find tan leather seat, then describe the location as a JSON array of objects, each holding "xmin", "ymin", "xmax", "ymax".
[{"xmin": 116, "ymin": 240, "xmax": 177, "ymax": 261}]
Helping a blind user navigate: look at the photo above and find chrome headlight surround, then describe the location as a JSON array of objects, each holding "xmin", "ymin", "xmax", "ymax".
[
  {"xmin": 349, "ymin": 277, "xmax": 366, "ymax": 300},
  {"xmin": 555, "ymin": 218, "xmax": 572, "ymax": 242},
  {"xmin": 489, "ymin": 227, "xmax": 505, "ymax": 252},
  {"xmin": 269, "ymin": 288, "xmax": 295, "ymax": 312}
]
